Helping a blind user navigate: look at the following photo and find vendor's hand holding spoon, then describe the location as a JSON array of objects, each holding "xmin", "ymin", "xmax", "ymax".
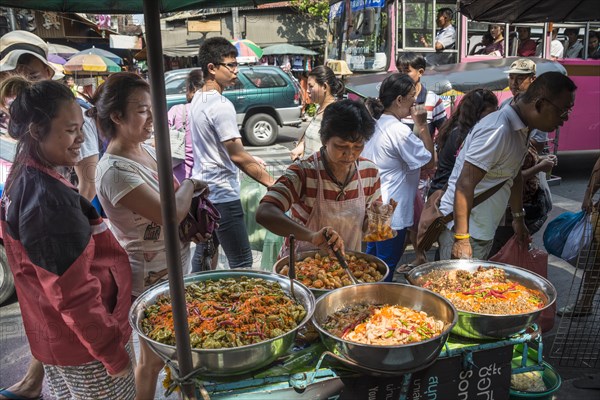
[{"xmin": 311, "ymin": 227, "xmax": 345, "ymax": 257}]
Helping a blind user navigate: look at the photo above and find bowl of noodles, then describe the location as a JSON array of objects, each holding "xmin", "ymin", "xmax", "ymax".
[
  {"xmin": 311, "ymin": 283, "xmax": 457, "ymax": 374},
  {"xmin": 406, "ymin": 260, "xmax": 557, "ymax": 339}
]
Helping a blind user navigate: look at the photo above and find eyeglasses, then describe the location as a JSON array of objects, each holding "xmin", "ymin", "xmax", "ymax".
[
  {"xmin": 541, "ymin": 98, "xmax": 573, "ymax": 119},
  {"xmin": 217, "ymin": 62, "xmax": 239, "ymax": 72}
]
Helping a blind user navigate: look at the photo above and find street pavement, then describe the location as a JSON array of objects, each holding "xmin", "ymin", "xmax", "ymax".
[{"xmin": 0, "ymin": 134, "xmax": 598, "ymax": 399}]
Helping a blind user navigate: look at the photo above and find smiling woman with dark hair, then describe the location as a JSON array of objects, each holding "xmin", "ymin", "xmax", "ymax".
[
  {"xmin": 0, "ymin": 76, "xmax": 135, "ymax": 399},
  {"xmin": 257, "ymin": 99, "xmax": 382, "ymax": 257}
]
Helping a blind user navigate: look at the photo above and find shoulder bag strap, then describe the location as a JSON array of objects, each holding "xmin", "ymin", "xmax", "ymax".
[{"xmin": 441, "ymin": 179, "xmax": 508, "ymax": 223}]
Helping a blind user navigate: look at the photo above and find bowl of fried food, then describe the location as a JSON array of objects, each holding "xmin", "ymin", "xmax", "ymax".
[{"xmin": 273, "ymin": 250, "xmax": 389, "ymax": 298}]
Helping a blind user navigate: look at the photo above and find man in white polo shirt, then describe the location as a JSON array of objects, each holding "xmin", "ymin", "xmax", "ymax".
[{"xmin": 438, "ymin": 72, "xmax": 577, "ymax": 260}]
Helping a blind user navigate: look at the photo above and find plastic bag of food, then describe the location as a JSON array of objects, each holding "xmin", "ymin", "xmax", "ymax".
[{"xmin": 363, "ymin": 199, "xmax": 397, "ymax": 242}]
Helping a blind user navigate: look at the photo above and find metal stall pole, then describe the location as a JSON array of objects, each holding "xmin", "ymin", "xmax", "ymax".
[{"xmin": 142, "ymin": 0, "xmax": 196, "ymax": 398}]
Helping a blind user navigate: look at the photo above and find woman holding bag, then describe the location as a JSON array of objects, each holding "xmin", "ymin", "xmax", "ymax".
[{"xmin": 91, "ymin": 72, "xmax": 209, "ymax": 399}]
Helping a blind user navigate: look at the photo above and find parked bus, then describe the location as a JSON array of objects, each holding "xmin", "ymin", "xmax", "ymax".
[{"xmin": 326, "ymin": 0, "xmax": 600, "ymax": 154}]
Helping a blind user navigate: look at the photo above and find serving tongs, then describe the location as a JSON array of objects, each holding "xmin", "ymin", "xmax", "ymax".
[
  {"xmin": 288, "ymin": 234, "xmax": 299, "ymax": 302},
  {"xmin": 323, "ymin": 231, "xmax": 360, "ymax": 285}
]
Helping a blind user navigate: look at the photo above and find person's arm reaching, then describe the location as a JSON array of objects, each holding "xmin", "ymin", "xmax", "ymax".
[
  {"xmin": 451, "ymin": 161, "xmax": 486, "ymax": 259},
  {"xmin": 583, "ymin": 157, "xmax": 600, "ymax": 212},
  {"xmin": 256, "ymin": 202, "xmax": 344, "ymax": 254},
  {"xmin": 508, "ymin": 170, "xmax": 529, "ymax": 244},
  {"xmin": 75, "ymin": 154, "xmax": 99, "ymax": 201},
  {"xmin": 224, "ymin": 137, "xmax": 275, "ymax": 187}
]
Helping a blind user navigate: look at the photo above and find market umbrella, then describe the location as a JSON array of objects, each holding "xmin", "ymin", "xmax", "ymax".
[
  {"xmin": 231, "ymin": 38, "xmax": 263, "ymax": 59},
  {"xmin": 5, "ymin": 2, "xmax": 283, "ymax": 398},
  {"xmin": 48, "ymin": 62, "xmax": 65, "ymax": 80},
  {"xmin": 262, "ymin": 43, "xmax": 318, "ymax": 56},
  {"xmin": 48, "ymin": 53, "xmax": 67, "ymax": 65},
  {"xmin": 63, "ymin": 53, "xmax": 121, "ymax": 73},
  {"xmin": 72, "ymin": 46, "xmax": 123, "ymax": 65},
  {"xmin": 47, "ymin": 42, "xmax": 79, "ymax": 57}
]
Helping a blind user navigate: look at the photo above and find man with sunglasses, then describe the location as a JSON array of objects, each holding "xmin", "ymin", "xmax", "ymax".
[
  {"xmin": 438, "ymin": 72, "xmax": 576, "ymax": 261},
  {"xmin": 189, "ymin": 37, "xmax": 275, "ymax": 272}
]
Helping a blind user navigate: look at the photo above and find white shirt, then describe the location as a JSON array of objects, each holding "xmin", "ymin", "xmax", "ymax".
[
  {"xmin": 96, "ymin": 145, "xmax": 191, "ymax": 296},
  {"xmin": 551, "ymin": 39, "xmax": 564, "ymax": 58},
  {"xmin": 190, "ymin": 89, "xmax": 241, "ymax": 203},
  {"xmin": 564, "ymin": 40, "xmax": 584, "ymax": 58},
  {"xmin": 362, "ymin": 115, "xmax": 431, "ymax": 230},
  {"xmin": 80, "ymin": 108, "xmax": 99, "ymax": 159},
  {"xmin": 439, "ymin": 106, "xmax": 530, "ymax": 241},
  {"xmin": 436, "ymin": 24, "xmax": 456, "ymax": 49}
]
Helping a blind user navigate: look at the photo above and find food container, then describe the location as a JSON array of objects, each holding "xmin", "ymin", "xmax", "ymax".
[
  {"xmin": 363, "ymin": 202, "xmax": 397, "ymax": 242},
  {"xmin": 407, "ymin": 260, "xmax": 557, "ymax": 339},
  {"xmin": 510, "ymin": 346, "xmax": 561, "ymax": 399},
  {"xmin": 129, "ymin": 270, "xmax": 315, "ymax": 376},
  {"xmin": 273, "ymin": 250, "xmax": 390, "ymax": 298},
  {"xmin": 311, "ymin": 283, "xmax": 457, "ymax": 374}
]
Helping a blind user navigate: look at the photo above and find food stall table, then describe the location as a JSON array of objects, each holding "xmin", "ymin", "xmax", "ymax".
[{"xmin": 188, "ymin": 327, "xmax": 543, "ymax": 400}]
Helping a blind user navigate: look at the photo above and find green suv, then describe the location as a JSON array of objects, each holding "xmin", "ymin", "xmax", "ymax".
[{"xmin": 165, "ymin": 66, "xmax": 303, "ymax": 146}]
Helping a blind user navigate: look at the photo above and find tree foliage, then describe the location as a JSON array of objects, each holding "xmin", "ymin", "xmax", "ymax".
[{"xmin": 291, "ymin": 0, "xmax": 330, "ymax": 22}]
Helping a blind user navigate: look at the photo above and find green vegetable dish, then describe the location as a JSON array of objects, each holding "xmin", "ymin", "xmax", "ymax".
[{"xmin": 141, "ymin": 277, "xmax": 307, "ymax": 349}]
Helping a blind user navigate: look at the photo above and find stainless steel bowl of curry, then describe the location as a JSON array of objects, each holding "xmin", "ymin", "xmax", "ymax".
[
  {"xmin": 407, "ymin": 260, "xmax": 557, "ymax": 339},
  {"xmin": 312, "ymin": 283, "xmax": 457, "ymax": 374}
]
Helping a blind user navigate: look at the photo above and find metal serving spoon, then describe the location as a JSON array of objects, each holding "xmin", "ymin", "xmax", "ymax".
[{"xmin": 323, "ymin": 231, "xmax": 360, "ymax": 285}]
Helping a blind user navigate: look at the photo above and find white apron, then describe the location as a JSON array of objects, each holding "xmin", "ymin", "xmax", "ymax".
[{"xmin": 280, "ymin": 155, "xmax": 366, "ymax": 257}]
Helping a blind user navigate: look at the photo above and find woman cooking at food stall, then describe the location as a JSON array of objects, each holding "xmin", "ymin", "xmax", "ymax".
[{"xmin": 256, "ymin": 99, "xmax": 382, "ymax": 257}]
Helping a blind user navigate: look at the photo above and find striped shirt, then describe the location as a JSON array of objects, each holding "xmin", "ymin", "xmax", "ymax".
[
  {"xmin": 261, "ymin": 151, "xmax": 381, "ymax": 226},
  {"xmin": 401, "ymin": 84, "xmax": 447, "ymax": 136}
]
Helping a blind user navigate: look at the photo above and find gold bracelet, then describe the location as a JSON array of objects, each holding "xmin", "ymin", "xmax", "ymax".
[{"xmin": 454, "ymin": 233, "xmax": 471, "ymax": 240}]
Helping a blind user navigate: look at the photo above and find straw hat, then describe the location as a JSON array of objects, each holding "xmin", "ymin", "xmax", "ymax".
[{"xmin": 0, "ymin": 30, "xmax": 55, "ymax": 78}]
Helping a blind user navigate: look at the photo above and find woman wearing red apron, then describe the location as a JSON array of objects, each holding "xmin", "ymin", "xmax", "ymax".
[{"xmin": 257, "ymin": 100, "xmax": 382, "ymax": 257}]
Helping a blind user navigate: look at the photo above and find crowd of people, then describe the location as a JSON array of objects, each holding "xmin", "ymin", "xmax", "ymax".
[{"xmin": 0, "ymin": 25, "xmax": 595, "ymax": 400}]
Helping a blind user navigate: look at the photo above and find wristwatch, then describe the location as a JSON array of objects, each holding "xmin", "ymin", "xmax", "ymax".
[{"xmin": 511, "ymin": 209, "xmax": 526, "ymax": 219}]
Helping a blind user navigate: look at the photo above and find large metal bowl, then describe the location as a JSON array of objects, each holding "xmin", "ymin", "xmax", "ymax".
[
  {"xmin": 312, "ymin": 283, "xmax": 457, "ymax": 374},
  {"xmin": 129, "ymin": 270, "xmax": 315, "ymax": 376},
  {"xmin": 273, "ymin": 250, "xmax": 390, "ymax": 298},
  {"xmin": 406, "ymin": 260, "xmax": 557, "ymax": 339}
]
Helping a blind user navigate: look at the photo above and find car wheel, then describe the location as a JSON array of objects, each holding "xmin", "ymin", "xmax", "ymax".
[
  {"xmin": 0, "ymin": 245, "xmax": 15, "ymax": 304},
  {"xmin": 244, "ymin": 114, "xmax": 278, "ymax": 146}
]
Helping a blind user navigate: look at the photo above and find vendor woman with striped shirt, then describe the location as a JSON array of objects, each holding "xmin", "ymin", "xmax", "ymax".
[{"xmin": 257, "ymin": 99, "xmax": 382, "ymax": 257}]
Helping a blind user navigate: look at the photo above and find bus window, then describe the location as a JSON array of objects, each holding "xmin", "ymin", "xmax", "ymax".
[
  {"xmin": 397, "ymin": 0, "xmax": 457, "ymax": 65},
  {"xmin": 326, "ymin": 1, "xmax": 345, "ymax": 62},
  {"xmin": 343, "ymin": 0, "xmax": 388, "ymax": 72}
]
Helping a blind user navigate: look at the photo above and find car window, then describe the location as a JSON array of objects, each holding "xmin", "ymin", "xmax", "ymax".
[
  {"xmin": 166, "ymin": 76, "xmax": 186, "ymax": 95},
  {"xmin": 241, "ymin": 69, "xmax": 287, "ymax": 88}
]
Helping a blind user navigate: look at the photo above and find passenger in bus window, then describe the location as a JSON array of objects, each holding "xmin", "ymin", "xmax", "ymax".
[
  {"xmin": 587, "ymin": 31, "xmax": 600, "ymax": 59},
  {"xmin": 563, "ymin": 28, "xmax": 584, "ymax": 58},
  {"xmin": 516, "ymin": 27, "xmax": 537, "ymax": 57},
  {"xmin": 550, "ymin": 28, "xmax": 564, "ymax": 60},
  {"xmin": 419, "ymin": 7, "xmax": 456, "ymax": 66},
  {"xmin": 469, "ymin": 32, "xmax": 494, "ymax": 55},
  {"xmin": 485, "ymin": 24, "xmax": 505, "ymax": 56}
]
